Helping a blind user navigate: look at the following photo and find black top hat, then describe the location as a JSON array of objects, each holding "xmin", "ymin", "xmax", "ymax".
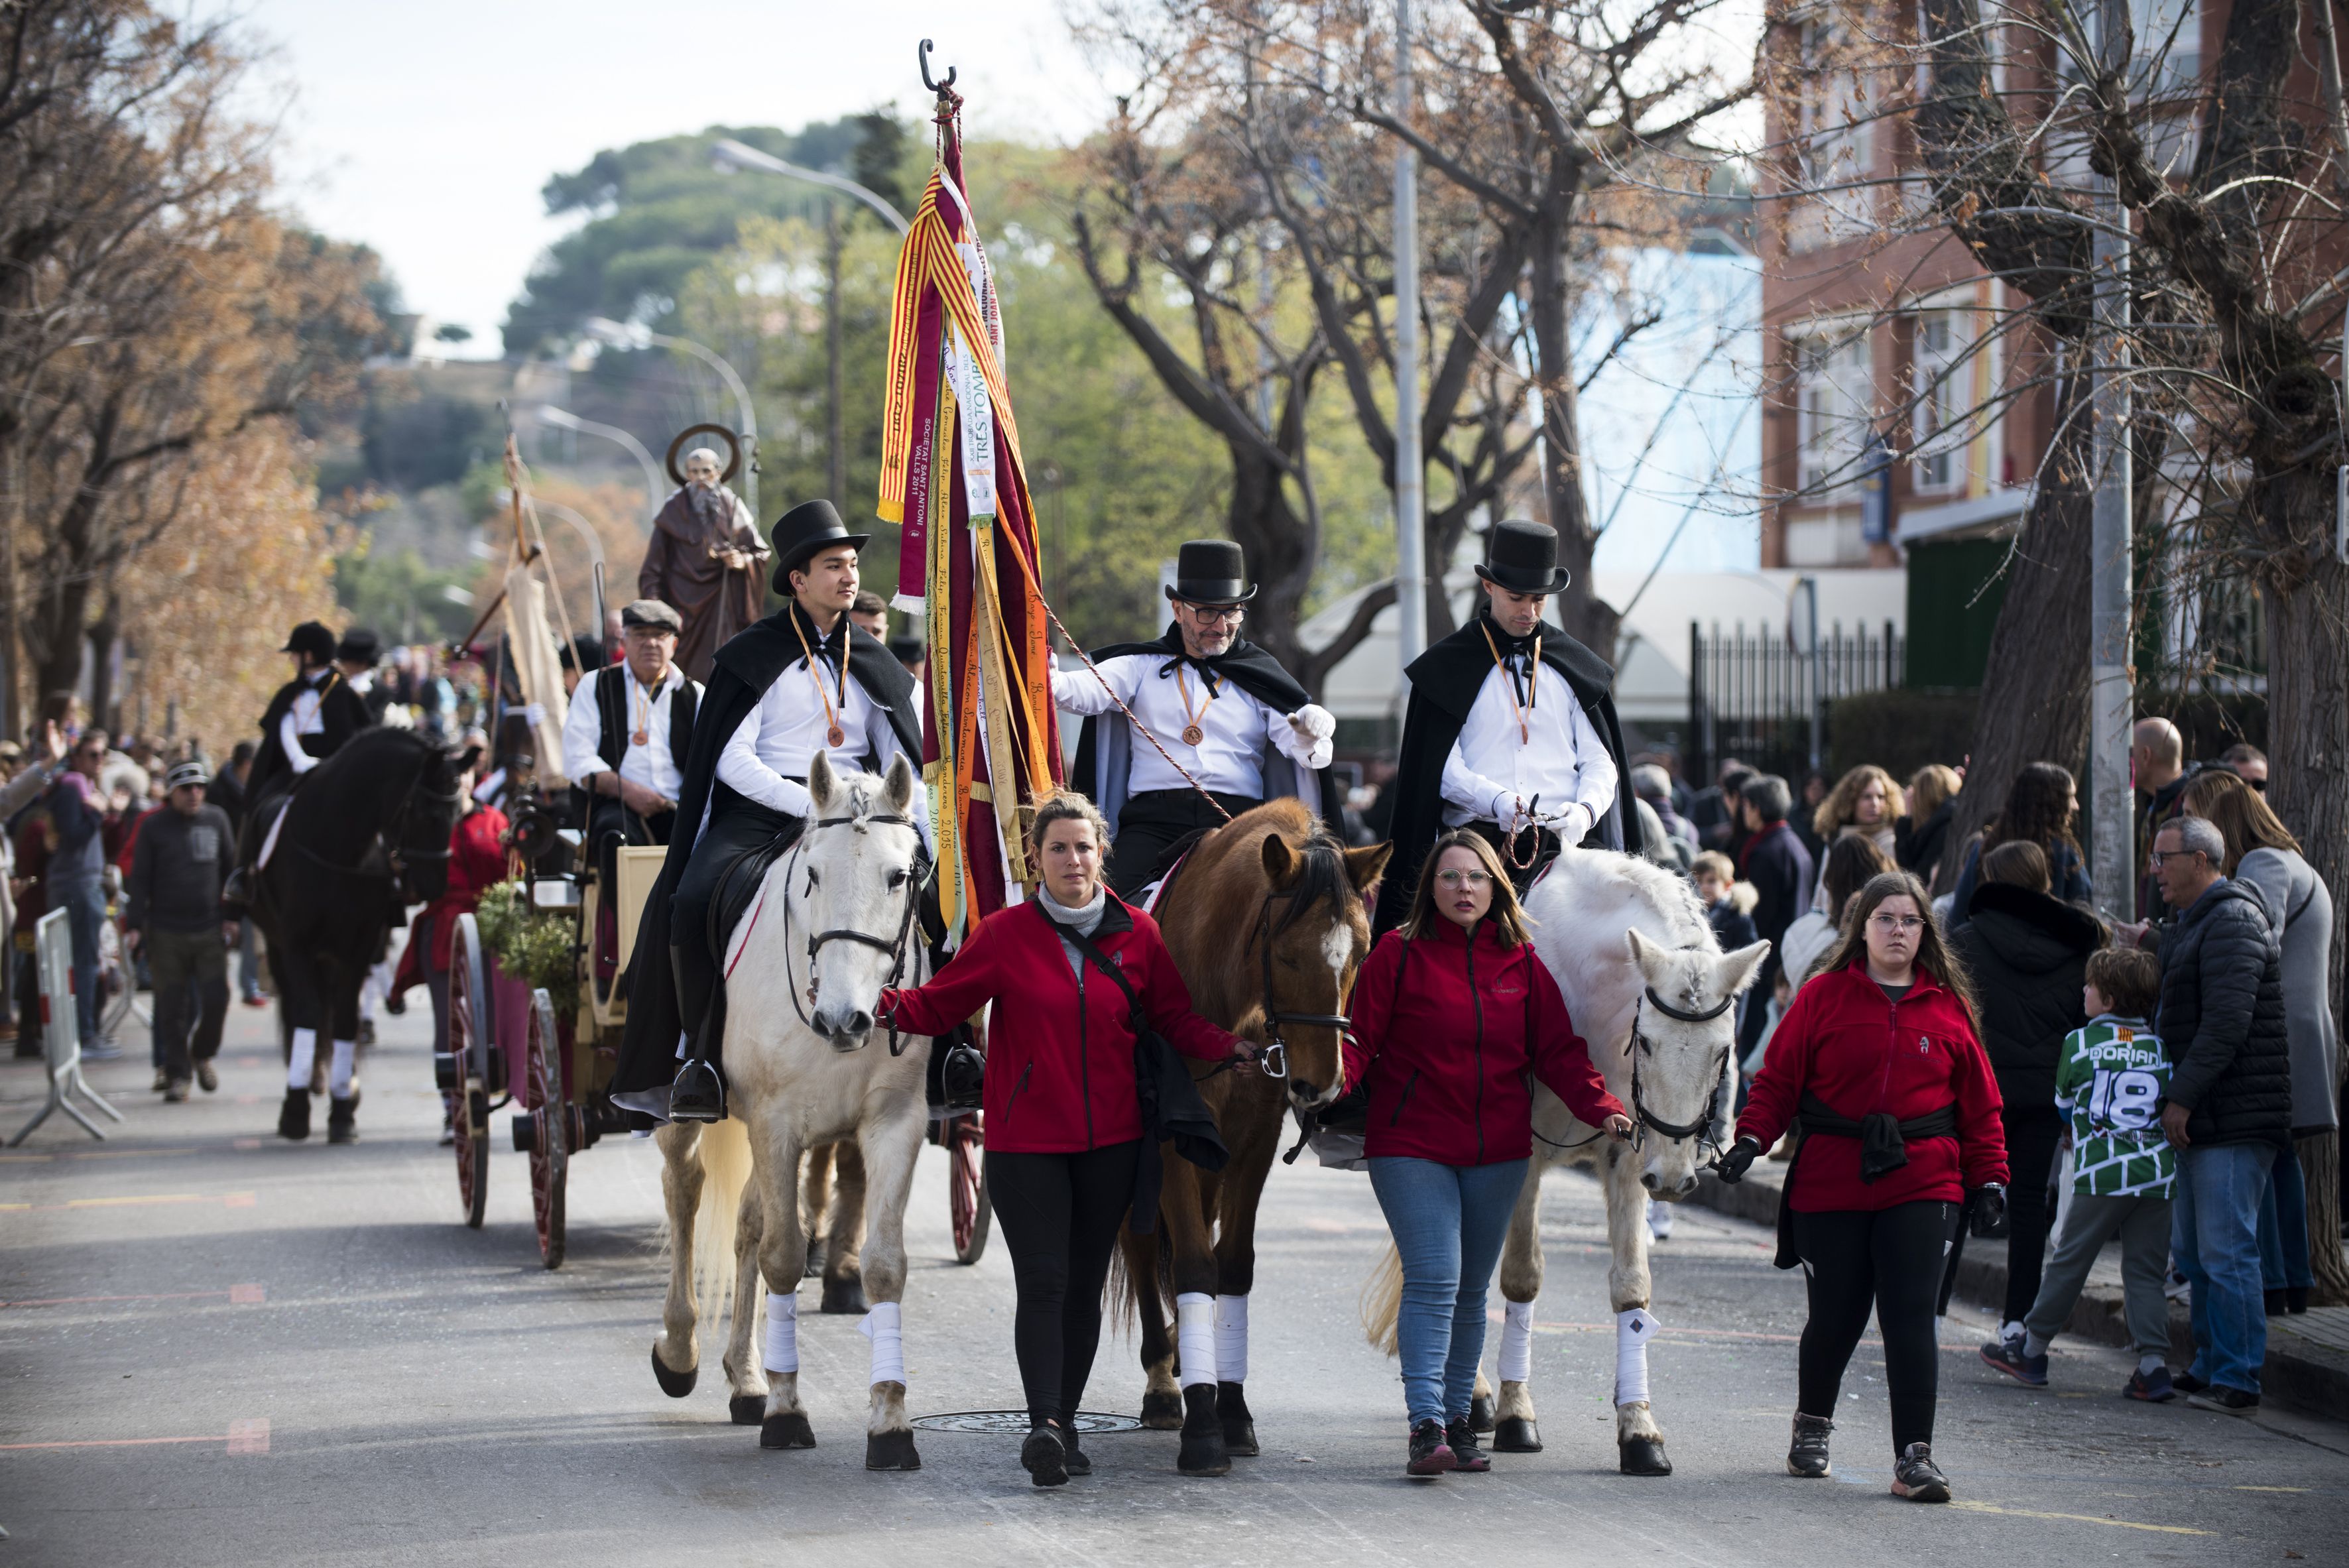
[
  {"xmin": 1474, "ymin": 519, "xmax": 1571, "ymax": 595},
  {"xmin": 770, "ymin": 499, "xmax": 871, "ymax": 591},
  {"xmin": 1164, "ymin": 539, "xmax": 1256, "ymax": 606},
  {"xmin": 282, "ymin": 621, "xmax": 337, "ymax": 663},
  {"xmin": 335, "ymin": 627, "xmax": 381, "ymax": 665}
]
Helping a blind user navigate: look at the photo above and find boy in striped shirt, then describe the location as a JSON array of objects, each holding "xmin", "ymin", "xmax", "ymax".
[{"xmin": 1981, "ymin": 947, "xmax": 2177, "ymax": 1401}]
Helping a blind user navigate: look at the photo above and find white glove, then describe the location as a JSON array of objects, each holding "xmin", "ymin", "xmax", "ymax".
[
  {"xmin": 1285, "ymin": 704, "xmax": 1336, "ymax": 768},
  {"xmin": 1543, "ymin": 802, "xmax": 1591, "ymax": 841},
  {"xmin": 1491, "ymin": 789, "xmax": 1528, "ymax": 825},
  {"xmin": 522, "ymin": 702, "xmax": 546, "ymax": 729}
]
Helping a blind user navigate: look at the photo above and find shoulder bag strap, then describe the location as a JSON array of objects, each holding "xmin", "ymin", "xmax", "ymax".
[{"xmin": 1055, "ymin": 911, "xmax": 1147, "ymax": 1027}]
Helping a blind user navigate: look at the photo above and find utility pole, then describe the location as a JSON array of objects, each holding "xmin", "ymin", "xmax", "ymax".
[
  {"xmin": 2088, "ymin": 0, "xmax": 2136, "ymax": 924},
  {"xmin": 1392, "ymin": 0, "xmax": 1427, "ymax": 668},
  {"xmin": 827, "ymin": 198, "xmax": 846, "ymax": 506}
]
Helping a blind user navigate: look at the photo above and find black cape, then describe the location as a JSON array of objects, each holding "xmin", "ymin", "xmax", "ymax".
[
  {"xmin": 250, "ymin": 670, "xmax": 371, "ymax": 797},
  {"xmin": 1069, "ymin": 626, "xmax": 1344, "ymax": 835},
  {"xmin": 1372, "ymin": 613, "xmax": 1640, "ymax": 934},
  {"xmin": 611, "ymin": 604, "xmax": 920, "ymax": 1099}
]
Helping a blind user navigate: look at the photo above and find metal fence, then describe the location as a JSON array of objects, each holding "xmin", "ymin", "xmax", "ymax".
[{"xmin": 1687, "ymin": 620, "xmax": 1904, "ymax": 786}]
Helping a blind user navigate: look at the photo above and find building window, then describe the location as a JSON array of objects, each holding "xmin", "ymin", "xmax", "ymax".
[
  {"xmin": 1911, "ymin": 308, "xmax": 1970, "ymax": 492},
  {"xmin": 1796, "ymin": 331, "xmax": 1873, "ymax": 497},
  {"xmin": 1788, "ymin": 17, "xmax": 1876, "ymax": 252}
]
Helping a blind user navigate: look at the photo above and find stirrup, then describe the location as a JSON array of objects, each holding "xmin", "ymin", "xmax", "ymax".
[{"xmin": 667, "ymin": 1058, "xmax": 725, "ymax": 1122}]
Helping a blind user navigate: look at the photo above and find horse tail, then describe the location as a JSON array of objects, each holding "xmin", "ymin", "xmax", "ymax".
[
  {"xmin": 1105, "ymin": 1227, "xmax": 1137, "ymax": 1333},
  {"xmin": 692, "ymin": 1116, "xmax": 755, "ymax": 1325},
  {"xmin": 1358, "ymin": 1241, "xmax": 1404, "ymax": 1358}
]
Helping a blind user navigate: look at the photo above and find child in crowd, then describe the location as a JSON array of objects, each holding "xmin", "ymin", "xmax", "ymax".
[
  {"xmin": 1693, "ymin": 851, "xmax": 1758, "ymax": 950},
  {"xmin": 1980, "ymin": 946, "xmax": 2177, "ymax": 1401}
]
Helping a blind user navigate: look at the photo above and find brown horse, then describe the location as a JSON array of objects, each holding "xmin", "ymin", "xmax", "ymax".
[{"xmin": 1118, "ymin": 798, "xmax": 1389, "ymax": 1474}]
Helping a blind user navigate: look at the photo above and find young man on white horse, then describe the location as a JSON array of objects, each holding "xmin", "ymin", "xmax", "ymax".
[
  {"xmin": 610, "ymin": 499, "xmax": 924, "ymax": 1124},
  {"xmin": 1374, "ymin": 519, "xmax": 1641, "ymax": 934},
  {"xmin": 1059, "ymin": 539, "xmax": 1340, "ymax": 896}
]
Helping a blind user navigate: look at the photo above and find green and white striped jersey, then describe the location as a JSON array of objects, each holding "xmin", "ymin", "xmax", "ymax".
[{"xmin": 2053, "ymin": 1015, "xmax": 2173, "ymax": 1197}]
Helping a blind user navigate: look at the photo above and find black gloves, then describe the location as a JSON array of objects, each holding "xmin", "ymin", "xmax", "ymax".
[
  {"xmin": 1712, "ymin": 1135, "xmax": 1763, "ymax": 1184},
  {"xmin": 1970, "ymin": 1183, "xmax": 2010, "ymax": 1238}
]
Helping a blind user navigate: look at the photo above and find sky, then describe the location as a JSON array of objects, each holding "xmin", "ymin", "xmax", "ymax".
[{"xmin": 243, "ymin": 0, "xmax": 1111, "ymax": 345}]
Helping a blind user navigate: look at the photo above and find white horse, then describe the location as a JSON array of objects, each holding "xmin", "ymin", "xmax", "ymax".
[
  {"xmin": 1366, "ymin": 847, "xmax": 1767, "ymax": 1474},
  {"xmin": 649, "ymin": 753, "xmax": 935, "ymax": 1470}
]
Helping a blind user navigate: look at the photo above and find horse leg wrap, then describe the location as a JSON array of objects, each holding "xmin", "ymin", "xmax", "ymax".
[
  {"xmin": 1499, "ymin": 1299, "xmax": 1534, "ymax": 1384},
  {"xmin": 764, "ymin": 1292, "xmax": 800, "ymax": 1374},
  {"xmin": 1175, "ymin": 1293, "xmax": 1217, "ymax": 1388},
  {"xmin": 859, "ymin": 1301, "xmax": 904, "ymax": 1388},
  {"xmin": 1213, "ymin": 1295, "xmax": 1248, "ymax": 1386},
  {"xmin": 1614, "ymin": 1307, "xmax": 1657, "ymax": 1408},
  {"xmin": 328, "ymin": 1039, "xmax": 357, "ymax": 1097},
  {"xmin": 286, "ymin": 1028, "xmax": 317, "ymax": 1092}
]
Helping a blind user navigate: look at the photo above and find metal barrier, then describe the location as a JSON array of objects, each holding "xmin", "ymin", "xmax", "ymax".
[{"xmin": 8, "ymin": 907, "xmax": 122, "ymax": 1145}]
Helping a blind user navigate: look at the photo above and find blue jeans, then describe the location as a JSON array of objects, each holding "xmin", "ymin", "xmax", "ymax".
[
  {"xmin": 56, "ymin": 880, "xmax": 104, "ymax": 1046},
  {"xmin": 236, "ymin": 918, "xmax": 263, "ymax": 1001},
  {"xmin": 2257, "ymin": 1141, "xmax": 2313, "ymax": 1292},
  {"xmin": 1368, "ymin": 1156, "xmax": 1529, "ymax": 1427},
  {"xmin": 2173, "ymin": 1141, "xmax": 2274, "ymax": 1394}
]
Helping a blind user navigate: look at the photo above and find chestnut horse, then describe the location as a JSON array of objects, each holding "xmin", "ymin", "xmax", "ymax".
[{"xmin": 1118, "ymin": 798, "xmax": 1389, "ymax": 1474}]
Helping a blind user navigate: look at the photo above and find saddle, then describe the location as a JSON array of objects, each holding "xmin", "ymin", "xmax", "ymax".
[{"xmin": 704, "ymin": 823, "xmax": 802, "ymax": 963}]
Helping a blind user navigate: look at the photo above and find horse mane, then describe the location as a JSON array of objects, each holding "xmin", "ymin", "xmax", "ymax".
[
  {"xmin": 1271, "ymin": 820, "xmax": 1356, "ymax": 937},
  {"xmin": 1591, "ymin": 847, "xmax": 1718, "ymax": 953}
]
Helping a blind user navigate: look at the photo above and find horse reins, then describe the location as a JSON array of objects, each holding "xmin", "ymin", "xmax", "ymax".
[
  {"xmin": 774, "ymin": 810, "xmax": 930, "ymax": 1056},
  {"xmin": 292, "ymin": 766, "xmax": 463, "ymax": 903}
]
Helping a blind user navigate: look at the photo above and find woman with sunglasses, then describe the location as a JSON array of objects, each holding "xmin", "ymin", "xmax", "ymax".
[
  {"xmin": 1714, "ymin": 870, "xmax": 2007, "ymax": 1502},
  {"xmin": 1342, "ymin": 830, "xmax": 1630, "ymax": 1478}
]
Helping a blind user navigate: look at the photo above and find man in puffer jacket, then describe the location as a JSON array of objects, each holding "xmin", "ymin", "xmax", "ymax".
[{"xmin": 2149, "ymin": 815, "xmax": 2291, "ymax": 1416}]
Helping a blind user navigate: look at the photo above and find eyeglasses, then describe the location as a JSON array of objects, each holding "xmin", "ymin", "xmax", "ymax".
[
  {"xmin": 1183, "ymin": 605, "xmax": 1246, "ymax": 625},
  {"xmin": 2151, "ymin": 848, "xmax": 2206, "ymax": 865},
  {"xmin": 1435, "ymin": 869, "xmax": 1493, "ymax": 888},
  {"xmin": 1869, "ymin": 913, "xmax": 1926, "ymax": 934}
]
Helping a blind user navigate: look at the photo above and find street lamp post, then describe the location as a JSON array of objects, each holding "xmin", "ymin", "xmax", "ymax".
[
  {"xmin": 535, "ymin": 404, "xmax": 667, "ymax": 523},
  {"xmin": 710, "ymin": 138, "xmax": 910, "ymax": 233},
  {"xmin": 585, "ymin": 316, "xmax": 760, "ymax": 520}
]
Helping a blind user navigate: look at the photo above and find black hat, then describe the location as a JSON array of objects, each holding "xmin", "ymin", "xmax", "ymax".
[
  {"xmin": 1474, "ymin": 519, "xmax": 1571, "ymax": 595},
  {"xmin": 1164, "ymin": 539, "xmax": 1255, "ymax": 606},
  {"xmin": 619, "ymin": 597, "xmax": 684, "ymax": 633},
  {"xmin": 335, "ymin": 627, "xmax": 381, "ymax": 665},
  {"xmin": 282, "ymin": 621, "xmax": 337, "ymax": 662},
  {"xmin": 770, "ymin": 499, "xmax": 871, "ymax": 591}
]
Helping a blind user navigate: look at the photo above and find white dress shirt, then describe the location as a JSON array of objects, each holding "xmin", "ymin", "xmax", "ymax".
[
  {"xmin": 1052, "ymin": 652, "xmax": 1332, "ymax": 798},
  {"xmin": 278, "ymin": 672, "xmax": 331, "ymax": 776},
  {"xmin": 717, "ymin": 638, "xmax": 920, "ymax": 824},
  {"xmin": 1440, "ymin": 646, "xmax": 1618, "ymax": 840},
  {"xmin": 562, "ymin": 664, "xmax": 694, "ymax": 800}
]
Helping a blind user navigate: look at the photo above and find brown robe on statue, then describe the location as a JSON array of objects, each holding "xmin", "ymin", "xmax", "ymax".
[{"xmin": 640, "ymin": 483, "xmax": 772, "ymax": 682}]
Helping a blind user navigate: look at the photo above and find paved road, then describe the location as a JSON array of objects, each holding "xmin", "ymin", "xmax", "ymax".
[{"xmin": 3, "ymin": 1001, "xmax": 2344, "ymax": 1566}]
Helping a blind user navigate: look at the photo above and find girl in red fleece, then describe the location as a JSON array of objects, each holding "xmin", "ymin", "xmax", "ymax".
[
  {"xmin": 1343, "ymin": 831, "xmax": 1629, "ymax": 1477},
  {"xmin": 1717, "ymin": 869, "xmax": 2008, "ymax": 1504}
]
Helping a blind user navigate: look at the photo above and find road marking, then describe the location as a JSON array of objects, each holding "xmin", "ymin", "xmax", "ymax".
[
  {"xmin": 227, "ymin": 1418, "xmax": 269, "ymax": 1455},
  {"xmin": 230, "ymin": 1283, "xmax": 265, "ymax": 1303},
  {"xmin": 0, "ymin": 1148, "xmax": 196, "ymax": 1162},
  {"xmin": 4, "ymin": 1285, "xmax": 265, "ymax": 1309},
  {"xmin": 2236, "ymin": 1485, "xmax": 2309, "ymax": 1492},
  {"xmin": 0, "ymin": 1192, "xmax": 258, "ymax": 1213},
  {"xmin": 233, "ymin": 1139, "xmax": 262, "ymax": 1150},
  {"xmin": 1, "ymin": 1434, "xmax": 227, "ymax": 1451},
  {"xmin": 1949, "ymin": 1500, "xmax": 2210, "ymax": 1535}
]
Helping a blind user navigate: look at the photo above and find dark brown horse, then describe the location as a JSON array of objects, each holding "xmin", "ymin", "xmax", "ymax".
[{"xmin": 1118, "ymin": 798, "xmax": 1388, "ymax": 1473}]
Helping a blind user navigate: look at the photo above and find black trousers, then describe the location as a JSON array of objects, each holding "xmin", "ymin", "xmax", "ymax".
[
  {"xmin": 146, "ymin": 928, "xmax": 227, "ymax": 1081},
  {"xmin": 2000, "ymin": 1109, "xmax": 2064, "ymax": 1325},
  {"xmin": 669, "ymin": 801, "xmax": 799, "ymax": 1060},
  {"xmin": 1109, "ymin": 788, "xmax": 1260, "ymax": 898},
  {"xmin": 1791, "ymin": 1200, "xmax": 1959, "ymax": 1454},
  {"xmin": 586, "ymin": 795, "xmax": 676, "ymax": 892},
  {"xmin": 986, "ymin": 1140, "xmax": 1142, "ymax": 1427}
]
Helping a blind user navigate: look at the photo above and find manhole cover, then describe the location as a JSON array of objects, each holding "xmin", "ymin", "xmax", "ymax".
[{"xmin": 908, "ymin": 1410, "xmax": 1145, "ymax": 1435}]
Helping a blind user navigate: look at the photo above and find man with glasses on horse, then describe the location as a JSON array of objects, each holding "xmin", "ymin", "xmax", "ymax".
[
  {"xmin": 1060, "ymin": 539, "xmax": 1341, "ymax": 898},
  {"xmin": 1372, "ymin": 520, "xmax": 1641, "ymax": 935},
  {"xmin": 225, "ymin": 620, "xmax": 375, "ymax": 908},
  {"xmin": 610, "ymin": 501, "xmax": 924, "ymax": 1124}
]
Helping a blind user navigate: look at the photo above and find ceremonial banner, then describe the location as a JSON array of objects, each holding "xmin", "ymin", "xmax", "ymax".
[{"xmin": 878, "ymin": 101, "xmax": 1059, "ymax": 937}]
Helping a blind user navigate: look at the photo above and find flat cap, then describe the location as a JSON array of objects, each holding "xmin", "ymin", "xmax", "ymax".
[{"xmin": 620, "ymin": 598, "xmax": 684, "ymax": 633}]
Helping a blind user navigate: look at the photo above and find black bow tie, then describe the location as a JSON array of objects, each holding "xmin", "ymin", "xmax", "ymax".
[{"xmin": 1152, "ymin": 654, "xmax": 1223, "ymax": 695}]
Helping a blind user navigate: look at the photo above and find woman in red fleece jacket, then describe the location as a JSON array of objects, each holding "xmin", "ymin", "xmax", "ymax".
[
  {"xmin": 1717, "ymin": 869, "xmax": 2008, "ymax": 1503},
  {"xmin": 1342, "ymin": 831, "xmax": 1630, "ymax": 1478},
  {"xmin": 877, "ymin": 790, "xmax": 1247, "ymax": 1488}
]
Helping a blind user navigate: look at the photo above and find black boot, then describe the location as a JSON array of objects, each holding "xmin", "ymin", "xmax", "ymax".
[
  {"xmin": 328, "ymin": 1092, "xmax": 360, "ymax": 1144},
  {"xmin": 277, "ymin": 1088, "xmax": 310, "ymax": 1142},
  {"xmin": 668, "ymin": 1058, "xmax": 724, "ymax": 1122}
]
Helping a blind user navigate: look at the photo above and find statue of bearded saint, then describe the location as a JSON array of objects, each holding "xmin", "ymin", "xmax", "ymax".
[{"xmin": 641, "ymin": 446, "xmax": 772, "ymax": 682}]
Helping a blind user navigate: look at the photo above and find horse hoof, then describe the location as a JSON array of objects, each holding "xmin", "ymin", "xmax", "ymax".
[
  {"xmin": 760, "ymin": 1412, "xmax": 816, "ymax": 1450},
  {"xmin": 1178, "ymin": 1385, "xmax": 1229, "ymax": 1474},
  {"xmin": 1492, "ymin": 1417, "xmax": 1542, "ymax": 1453},
  {"xmin": 276, "ymin": 1089, "xmax": 310, "ymax": 1142},
  {"xmin": 650, "ymin": 1345, "xmax": 697, "ymax": 1399},
  {"xmin": 1140, "ymin": 1390, "xmax": 1184, "ymax": 1430},
  {"xmin": 1469, "ymin": 1389, "xmax": 1497, "ymax": 1433},
  {"xmin": 1216, "ymin": 1382, "xmax": 1258, "ymax": 1456},
  {"xmin": 729, "ymin": 1395, "xmax": 764, "ymax": 1425},
  {"xmin": 819, "ymin": 1277, "xmax": 867, "ymax": 1315},
  {"xmin": 865, "ymin": 1429, "xmax": 922, "ymax": 1471},
  {"xmin": 1619, "ymin": 1436, "xmax": 1672, "ymax": 1476}
]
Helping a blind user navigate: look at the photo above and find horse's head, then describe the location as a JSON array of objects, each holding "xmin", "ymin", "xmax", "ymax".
[
  {"xmin": 1256, "ymin": 828, "xmax": 1390, "ymax": 1111},
  {"xmin": 796, "ymin": 751, "xmax": 924, "ymax": 1050},
  {"xmin": 1622, "ymin": 928, "xmax": 1770, "ymax": 1199},
  {"xmin": 396, "ymin": 741, "xmax": 481, "ymax": 904}
]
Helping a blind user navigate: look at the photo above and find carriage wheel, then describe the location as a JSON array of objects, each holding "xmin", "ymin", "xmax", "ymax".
[
  {"xmin": 448, "ymin": 914, "xmax": 492, "ymax": 1230},
  {"xmin": 948, "ymin": 1114, "xmax": 989, "ymax": 1265},
  {"xmin": 526, "ymin": 989, "xmax": 568, "ymax": 1270}
]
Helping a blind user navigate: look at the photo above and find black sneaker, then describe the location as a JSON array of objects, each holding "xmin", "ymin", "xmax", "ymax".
[
  {"xmin": 2124, "ymin": 1365, "xmax": 2176, "ymax": 1402},
  {"xmin": 2171, "ymin": 1370, "xmax": 2209, "ymax": 1396},
  {"xmin": 1786, "ymin": 1412, "xmax": 1833, "ymax": 1478},
  {"xmin": 2187, "ymin": 1386, "xmax": 2259, "ymax": 1416},
  {"xmin": 1892, "ymin": 1441, "xmax": 1951, "ymax": 1502},
  {"xmin": 1406, "ymin": 1418, "xmax": 1455, "ymax": 1477},
  {"xmin": 1445, "ymin": 1418, "xmax": 1490, "ymax": 1473},
  {"xmin": 1020, "ymin": 1425, "xmax": 1069, "ymax": 1487},
  {"xmin": 1979, "ymin": 1337, "xmax": 2049, "ymax": 1386},
  {"xmin": 1061, "ymin": 1433, "xmax": 1090, "ymax": 1477}
]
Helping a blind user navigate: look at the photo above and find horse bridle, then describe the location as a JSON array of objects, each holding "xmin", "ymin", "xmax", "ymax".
[
  {"xmin": 780, "ymin": 811, "xmax": 929, "ymax": 1055},
  {"xmin": 1624, "ymin": 985, "xmax": 1735, "ymax": 1153},
  {"xmin": 1242, "ymin": 884, "xmax": 1363, "ymax": 1084},
  {"xmin": 293, "ymin": 768, "xmax": 463, "ymax": 902}
]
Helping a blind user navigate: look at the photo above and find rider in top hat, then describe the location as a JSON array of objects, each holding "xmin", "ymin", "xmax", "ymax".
[
  {"xmin": 609, "ymin": 501, "xmax": 924, "ymax": 1124},
  {"xmin": 226, "ymin": 621, "xmax": 377, "ymax": 908},
  {"xmin": 1372, "ymin": 519, "xmax": 1640, "ymax": 935},
  {"xmin": 334, "ymin": 627, "xmax": 394, "ymax": 725},
  {"xmin": 1059, "ymin": 539, "xmax": 1341, "ymax": 896}
]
